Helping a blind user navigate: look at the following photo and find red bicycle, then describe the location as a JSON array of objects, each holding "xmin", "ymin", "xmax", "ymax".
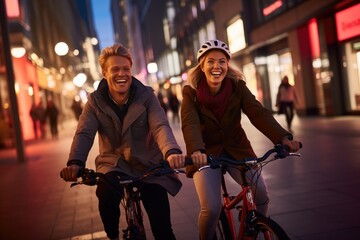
[{"xmin": 200, "ymin": 144, "xmax": 301, "ymax": 240}]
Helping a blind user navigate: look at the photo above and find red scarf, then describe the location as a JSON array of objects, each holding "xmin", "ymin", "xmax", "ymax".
[{"xmin": 197, "ymin": 78, "xmax": 232, "ymax": 121}]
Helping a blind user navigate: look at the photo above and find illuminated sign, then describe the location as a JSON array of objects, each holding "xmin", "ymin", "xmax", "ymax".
[
  {"xmin": 263, "ymin": 0, "xmax": 283, "ymax": 16},
  {"xmin": 335, "ymin": 3, "xmax": 360, "ymax": 41},
  {"xmin": 5, "ymin": 0, "xmax": 20, "ymax": 18},
  {"xmin": 227, "ymin": 18, "xmax": 246, "ymax": 53}
]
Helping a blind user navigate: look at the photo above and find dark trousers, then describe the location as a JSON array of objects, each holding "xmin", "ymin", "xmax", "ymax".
[
  {"xmin": 95, "ymin": 171, "xmax": 176, "ymax": 239},
  {"xmin": 280, "ymin": 101, "xmax": 295, "ymax": 129}
]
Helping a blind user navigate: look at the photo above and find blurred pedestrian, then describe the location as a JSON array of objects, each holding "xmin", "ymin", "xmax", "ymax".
[
  {"xmin": 157, "ymin": 91, "xmax": 168, "ymax": 114},
  {"xmin": 30, "ymin": 102, "xmax": 39, "ymax": 139},
  {"xmin": 276, "ymin": 75, "xmax": 298, "ymax": 132},
  {"xmin": 168, "ymin": 91, "xmax": 180, "ymax": 124},
  {"xmin": 30, "ymin": 101, "xmax": 46, "ymax": 139},
  {"xmin": 46, "ymin": 99, "xmax": 59, "ymax": 139},
  {"xmin": 71, "ymin": 97, "xmax": 83, "ymax": 121}
]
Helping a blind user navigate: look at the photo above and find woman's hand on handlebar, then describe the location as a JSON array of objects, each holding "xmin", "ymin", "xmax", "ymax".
[
  {"xmin": 60, "ymin": 165, "xmax": 81, "ymax": 181},
  {"xmin": 191, "ymin": 151, "xmax": 207, "ymax": 168},
  {"xmin": 281, "ymin": 136, "xmax": 302, "ymax": 152}
]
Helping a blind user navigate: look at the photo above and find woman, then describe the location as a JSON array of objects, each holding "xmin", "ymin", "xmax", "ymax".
[
  {"xmin": 276, "ymin": 75, "xmax": 298, "ymax": 132},
  {"xmin": 181, "ymin": 39, "xmax": 301, "ymax": 239}
]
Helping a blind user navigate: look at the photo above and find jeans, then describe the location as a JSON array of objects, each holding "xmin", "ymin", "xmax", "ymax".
[{"xmin": 193, "ymin": 152, "xmax": 269, "ymax": 240}]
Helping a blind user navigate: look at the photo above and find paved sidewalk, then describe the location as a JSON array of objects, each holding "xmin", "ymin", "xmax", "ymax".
[{"xmin": 0, "ymin": 114, "xmax": 360, "ymax": 240}]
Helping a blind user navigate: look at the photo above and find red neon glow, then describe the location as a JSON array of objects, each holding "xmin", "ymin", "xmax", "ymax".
[
  {"xmin": 263, "ymin": 0, "xmax": 283, "ymax": 16},
  {"xmin": 5, "ymin": 0, "xmax": 20, "ymax": 18},
  {"xmin": 308, "ymin": 18, "xmax": 320, "ymax": 58},
  {"xmin": 335, "ymin": 3, "xmax": 360, "ymax": 41},
  {"xmin": 13, "ymin": 57, "xmax": 38, "ymax": 140}
]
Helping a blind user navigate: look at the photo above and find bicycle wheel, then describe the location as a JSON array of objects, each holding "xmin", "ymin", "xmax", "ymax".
[
  {"xmin": 250, "ymin": 215, "xmax": 290, "ymax": 240},
  {"xmin": 213, "ymin": 208, "xmax": 233, "ymax": 240}
]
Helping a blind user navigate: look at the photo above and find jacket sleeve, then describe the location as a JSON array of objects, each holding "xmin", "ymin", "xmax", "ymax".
[
  {"xmin": 238, "ymin": 81, "xmax": 291, "ymax": 144},
  {"xmin": 181, "ymin": 85, "xmax": 206, "ymax": 155},
  {"xmin": 67, "ymin": 96, "xmax": 98, "ymax": 166}
]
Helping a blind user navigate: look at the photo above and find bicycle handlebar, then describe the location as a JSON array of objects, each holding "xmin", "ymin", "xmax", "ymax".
[
  {"xmin": 61, "ymin": 143, "xmax": 302, "ymax": 185},
  {"xmin": 186, "ymin": 143, "xmax": 302, "ymax": 171},
  {"xmin": 63, "ymin": 160, "xmax": 186, "ymax": 187}
]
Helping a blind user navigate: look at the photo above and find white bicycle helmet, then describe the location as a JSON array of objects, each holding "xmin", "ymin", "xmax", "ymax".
[{"xmin": 196, "ymin": 39, "xmax": 231, "ymax": 62}]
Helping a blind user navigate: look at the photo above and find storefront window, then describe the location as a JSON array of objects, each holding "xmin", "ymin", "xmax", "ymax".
[
  {"xmin": 267, "ymin": 54, "xmax": 281, "ymax": 111},
  {"xmin": 343, "ymin": 40, "xmax": 360, "ymax": 111},
  {"xmin": 242, "ymin": 62, "xmax": 258, "ymax": 100},
  {"xmin": 227, "ymin": 16, "xmax": 246, "ymax": 53},
  {"xmin": 266, "ymin": 52, "xmax": 293, "ymax": 111}
]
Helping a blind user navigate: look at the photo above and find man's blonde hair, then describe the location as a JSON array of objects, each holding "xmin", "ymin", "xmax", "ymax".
[{"xmin": 98, "ymin": 43, "xmax": 133, "ymax": 71}]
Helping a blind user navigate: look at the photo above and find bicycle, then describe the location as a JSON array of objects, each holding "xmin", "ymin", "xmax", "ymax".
[
  {"xmin": 63, "ymin": 161, "xmax": 185, "ymax": 240},
  {"xmin": 200, "ymin": 144, "xmax": 302, "ymax": 240}
]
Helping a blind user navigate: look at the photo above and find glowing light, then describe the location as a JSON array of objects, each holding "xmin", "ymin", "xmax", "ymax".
[
  {"xmin": 147, "ymin": 62, "xmax": 158, "ymax": 74},
  {"xmin": 54, "ymin": 42, "xmax": 69, "ymax": 56},
  {"xmin": 73, "ymin": 73, "xmax": 87, "ymax": 87},
  {"xmin": 335, "ymin": 3, "xmax": 360, "ymax": 41},
  {"xmin": 91, "ymin": 37, "xmax": 98, "ymax": 45},
  {"xmin": 15, "ymin": 82, "xmax": 19, "ymax": 94},
  {"xmin": 6, "ymin": 0, "xmax": 20, "ymax": 17},
  {"xmin": 28, "ymin": 85, "xmax": 34, "ymax": 96},
  {"xmin": 93, "ymin": 80, "xmax": 100, "ymax": 90},
  {"xmin": 263, "ymin": 0, "xmax": 283, "ymax": 16},
  {"xmin": 11, "ymin": 47, "xmax": 26, "ymax": 58}
]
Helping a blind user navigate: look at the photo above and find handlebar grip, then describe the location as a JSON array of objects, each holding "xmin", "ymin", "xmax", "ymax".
[
  {"xmin": 59, "ymin": 167, "xmax": 85, "ymax": 179},
  {"xmin": 282, "ymin": 142, "xmax": 303, "ymax": 152}
]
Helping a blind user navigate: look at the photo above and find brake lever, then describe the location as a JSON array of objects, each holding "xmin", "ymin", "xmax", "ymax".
[
  {"xmin": 208, "ymin": 155, "xmax": 221, "ymax": 169},
  {"xmin": 70, "ymin": 181, "xmax": 81, "ymax": 187}
]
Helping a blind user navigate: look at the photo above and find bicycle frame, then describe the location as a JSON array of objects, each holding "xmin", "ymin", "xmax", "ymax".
[
  {"xmin": 221, "ymin": 172, "xmax": 258, "ymax": 240},
  {"xmin": 200, "ymin": 145, "xmax": 301, "ymax": 240},
  {"xmin": 121, "ymin": 183, "xmax": 146, "ymax": 239}
]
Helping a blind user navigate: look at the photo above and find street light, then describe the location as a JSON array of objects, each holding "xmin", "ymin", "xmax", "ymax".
[
  {"xmin": 147, "ymin": 62, "xmax": 158, "ymax": 85},
  {"xmin": 73, "ymin": 73, "xmax": 87, "ymax": 87},
  {"xmin": 147, "ymin": 62, "xmax": 158, "ymax": 74},
  {"xmin": 54, "ymin": 42, "xmax": 69, "ymax": 56},
  {"xmin": 11, "ymin": 47, "xmax": 26, "ymax": 58}
]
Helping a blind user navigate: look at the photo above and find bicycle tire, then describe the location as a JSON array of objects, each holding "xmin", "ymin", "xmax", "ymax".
[
  {"xmin": 250, "ymin": 215, "xmax": 290, "ymax": 240},
  {"xmin": 213, "ymin": 208, "xmax": 233, "ymax": 240}
]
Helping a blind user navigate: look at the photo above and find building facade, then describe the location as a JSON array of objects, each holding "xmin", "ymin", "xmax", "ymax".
[
  {"xmin": 0, "ymin": 0, "xmax": 100, "ymax": 145},
  {"xmin": 133, "ymin": 0, "xmax": 360, "ymax": 117}
]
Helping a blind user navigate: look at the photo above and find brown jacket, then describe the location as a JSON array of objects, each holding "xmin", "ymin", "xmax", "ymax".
[
  {"xmin": 68, "ymin": 78, "xmax": 182, "ymax": 196},
  {"xmin": 181, "ymin": 79, "xmax": 290, "ymax": 177}
]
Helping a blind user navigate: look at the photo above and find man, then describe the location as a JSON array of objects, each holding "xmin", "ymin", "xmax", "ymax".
[{"xmin": 60, "ymin": 43, "xmax": 185, "ymax": 240}]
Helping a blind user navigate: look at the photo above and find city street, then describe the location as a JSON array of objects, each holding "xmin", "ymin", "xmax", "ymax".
[{"xmin": 0, "ymin": 114, "xmax": 360, "ymax": 240}]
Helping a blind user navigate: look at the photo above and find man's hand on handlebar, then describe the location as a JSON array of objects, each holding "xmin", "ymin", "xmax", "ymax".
[
  {"xmin": 60, "ymin": 165, "xmax": 82, "ymax": 181},
  {"xmin": 281, "ymin": 136, "xmax": 302, "ymax": 152},
  {"xmin": 166, "ymin": 154, "xmax": 186, "ymax": 169}
]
